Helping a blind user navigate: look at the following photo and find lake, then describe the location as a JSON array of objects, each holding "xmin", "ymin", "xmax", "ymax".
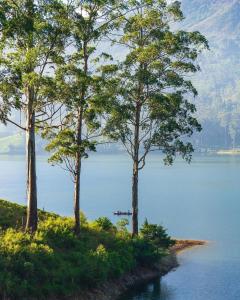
[{"xmin": 1, "ymin": 154, "xmax": 240, "ymax": 299}]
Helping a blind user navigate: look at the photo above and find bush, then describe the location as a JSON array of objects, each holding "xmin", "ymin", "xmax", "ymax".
[
  {"xmin": 0, "ymin": 228, "xmax": 55, "ymax": 299},
  {"xmin": 0, "ymin": 202, "xmax": 174, "ymax": 299},
  {"xmin": 94, "ymin": 217, "xmax": 116, "ymax": 231},
  {"xmin": 0, "ymin": 217, "xmax": 136, "ymax": 299},
  {"xmin": 116, "ymin": 218, "xmax": 129, "ymax": 232},
  {"xmin": 131, "ymin": 238, "xmax": 159, "ymax": 266},
  {"xmin": 140, "ymin": 219, "xmax": 175, "ymax": 249}
]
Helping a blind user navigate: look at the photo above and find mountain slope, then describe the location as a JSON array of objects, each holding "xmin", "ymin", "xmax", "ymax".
[
  {"xmin": 0, "ymin": 133, "xmax": 24, "ymax": 154},
  {"xmin": 180, "ymin": 0, "xmax": 240, "ymax": 149}
]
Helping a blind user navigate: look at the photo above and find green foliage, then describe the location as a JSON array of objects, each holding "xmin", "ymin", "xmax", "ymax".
[
  {"xmin": 129, "ymin": 220, "xmax": 176, "ymax": 266},
  {"xmin": 94, "ymin": 217, "xmax": 116, "ymax": 231},
  {"xmin": 0, "ymin": 200, "xmax": 173, "ymax": 299},
  {"xmin": 105, "ymin": 0, "xmax": 209, "ymax": 165},
  {"xmin": 0, "ymin": 0, "xmax": 73, "ymax": 231},
  {"xmin": 0, "ymin": 199, "xmax": 27, "ymax": 229},
  {"xmin": 80, "ymin": 211, "xmax": 88, "ymax": 227},
  {"xmin": 0, "ymin": 199, "xmax": 57, "ymax": 230},
  {"xmin": 44, "ymin": 0, "xmax": 118, "ymax": 174},
  {"xmin": 140, "ymin": 219, "xmax": 175, "ymax": 249},
  {"xmin": 0, "ymin": 218, "xmax": 128, "ymax": 299},
  {"xmin": 116, "ymin": 218, "xmax": 129, "ymax": 232},
  {"xmin": 0, "ymin": 0, "xmax": 70, "ymax": 121},
  {"xmin": 131, "ymin": 238, "xmax": 160, "ymax": 266},
  {"xmin": 46, "ymin": 128, "xmax": 96, "ymax": 164},
  {"xmin": 0, "ymin": 217, "xmax": 135, "ymax": 299}
]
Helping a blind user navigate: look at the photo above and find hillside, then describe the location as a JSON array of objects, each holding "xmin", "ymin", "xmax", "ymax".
[
  {"xmin": 0, "ymin": 133, "xmax": 48, "ymax": 155},
  {"xmin": 181, "ymin": 0, "xmax": 240, "ymax": 149},
  {"xmin": 0, "ymin": 134, "xmax": 24, "ymax": 154},
  {"xmin": 0, "ymin": 199, "xmax": 176, "ymax": 300},
  {"xmin": 0, "ymin": 199, "xmax": 58, "ymax": 229}
]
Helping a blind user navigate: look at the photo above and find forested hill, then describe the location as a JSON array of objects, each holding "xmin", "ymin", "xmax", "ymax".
[{"xmin": 181, "ymin": 0, "xmax": 240, "ymax": 149}]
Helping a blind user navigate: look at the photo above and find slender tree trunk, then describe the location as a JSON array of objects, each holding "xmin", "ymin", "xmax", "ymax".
[
  {"xmin": 74, "ymin": 107, "xmax": 83, "ymax": 234},
  {"xmin": 73, "ymin": 162, "xmax": 81, "ymax": 233},
  {"xmin": 73, "ymin": 41, "xmax": 88, "ymax": 234},
  {"xmin": 25, "ymin": 86, "xmax": 38, "ymax": 232},
  {"xmin": 131, "ymin": 20, "xmax": 145, "ymax": 236},
  {"xmin": 132, "ymin": 101, "xmax": 141, "ymax": 236},
  {"xmin": 132, "ymin": 159, "xmax": 139, "ymax": 236}
]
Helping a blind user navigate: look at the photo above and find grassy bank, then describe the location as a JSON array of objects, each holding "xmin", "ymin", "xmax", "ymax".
[
  {"xmin": 0, "ymin": 199, "xmax": 57, "ymax": 229},
  {"xmin": 0, "ymin": 199, "xmax": 175, "ymax": 299}
]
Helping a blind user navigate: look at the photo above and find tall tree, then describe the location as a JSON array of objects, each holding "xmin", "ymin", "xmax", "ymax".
[
  {"xmin": 105, "ymin": 0, "xmax": 209, "ymax": 235},
  {"xmin": 0, "ymin": 0, "xmax": 70, "ymax": 232},
  {"xmin": 44, "ymin": 0, "xmax": 118, "ymax": 234}
]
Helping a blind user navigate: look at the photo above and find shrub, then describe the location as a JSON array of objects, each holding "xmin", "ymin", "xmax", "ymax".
[
  {"xmin": 131, "ymin": 237, "xmax": 159, "ymax": 266},
  {"xmin": 80, "ymin": 211, "xmax": 88, "ymax": 226},
  {"xmin": 140, "ymin": 219, "xmax": 176, "ymax": 249},
  {"xmin": 0, "ymin": 217, "xmax": 136, "ymax": 299},
  {"xmin": 0, "ymin": 203, "xmax": 174, "ymax": 299},
  {"xmin": 116, "ymin": 218, "xmax": 129, "ymax": 232},
  {"xmin": 94, "ymin": 217, "xmax": 116, "ymax": 231}
]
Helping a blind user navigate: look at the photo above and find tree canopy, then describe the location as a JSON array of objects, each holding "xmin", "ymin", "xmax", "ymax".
[{"xmin": 104, "ymin": 0, "xmax": 208, "ymax": 234}]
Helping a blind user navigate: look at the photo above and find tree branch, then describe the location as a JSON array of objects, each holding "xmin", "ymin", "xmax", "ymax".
[{"xmin": 6, "ymin": 118, "xmax": 26, "ymax": 131}]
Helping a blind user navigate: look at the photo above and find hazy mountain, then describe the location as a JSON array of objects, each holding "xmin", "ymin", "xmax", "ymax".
[{"xmin": 181, "ymin": 0, "xmax": 240, "ymax": 149}]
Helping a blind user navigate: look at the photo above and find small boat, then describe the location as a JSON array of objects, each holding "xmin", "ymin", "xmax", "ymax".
[{"xmin": 113, "ymin": 210, "xmax": 132, "ymax": 216}]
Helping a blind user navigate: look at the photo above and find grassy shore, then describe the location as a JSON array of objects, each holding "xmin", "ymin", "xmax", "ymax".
[{"xmin": 0, "ymin": 199, "xmax": 178, "ymax": 300}]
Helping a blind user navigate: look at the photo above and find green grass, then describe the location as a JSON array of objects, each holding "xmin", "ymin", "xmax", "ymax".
[{"xmin": 0, "ymin": 199, "xmax": 174, "ymax": 299}]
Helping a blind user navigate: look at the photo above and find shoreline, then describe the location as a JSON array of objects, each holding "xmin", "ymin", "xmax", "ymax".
[
  {"xmin": 63, "ymin": 239, "xmax": 206, "ymax": 300},
  {"xmin": 172, "ymin": 239, "xmax": 207, "ymax": 253},
  {"xmin": 217, "ymin": 149, "xmax": 240, "ymax": 155}
]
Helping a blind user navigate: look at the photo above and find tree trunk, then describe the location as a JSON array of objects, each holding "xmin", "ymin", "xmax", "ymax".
[
  {"xmin": 74, "ymin": 107, "xmax": 83, "ymax": 234},
  {"xmin": 132, "ymin": 101, "xmax": 141, "ymax": 236},
  {"xmin": 25, "ymin": 87, "xmax": 38, "ymax": 232},
  {"xmin": 132, "ymin": 160, "xmax": 139, "ymax": 236},
  {"xmin": 73, "ymin": 41, "xmax": 88, "ymax": 234},
  {"xmin": 74, "ymin": 156, "xmax": 81, "ymax": 234}
]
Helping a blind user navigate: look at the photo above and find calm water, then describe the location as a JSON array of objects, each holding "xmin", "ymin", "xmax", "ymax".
[{"xmin": 1, "ymin": 154, "xmax": 240, "ymax": 299}]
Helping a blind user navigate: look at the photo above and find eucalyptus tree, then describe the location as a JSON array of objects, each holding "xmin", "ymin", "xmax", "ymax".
[
  {"xmin": 0, "ymin": 0, "xmax": 70, "ymax": 232},
  {"xmin": 44, "ymin": 0, "xmax": 119, "ymax": 234},
  {"xmin": 105, "ymin": 0, "xmax": 209, "ymax": 235}
]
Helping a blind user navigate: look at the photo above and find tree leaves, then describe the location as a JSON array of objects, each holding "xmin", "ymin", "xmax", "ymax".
[{"xmin": 105, "ymin": 0, "xmax": 208, "ymax": 165}]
